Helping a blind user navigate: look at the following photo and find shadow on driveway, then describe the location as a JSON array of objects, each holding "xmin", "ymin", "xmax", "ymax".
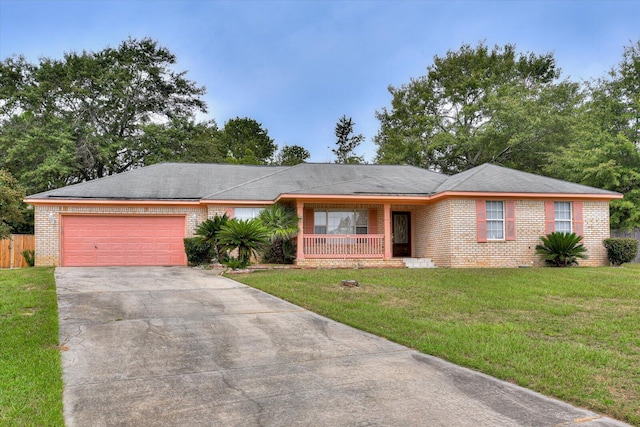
[{"xmin": 56, "ymin": 267, "xmax": 628, "ymax": 426}]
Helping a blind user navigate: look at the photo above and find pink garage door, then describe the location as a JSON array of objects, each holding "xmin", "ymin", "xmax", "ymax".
[{"xmin": 61, "ymin": 216, "xmax": 186, "ymax": 267}]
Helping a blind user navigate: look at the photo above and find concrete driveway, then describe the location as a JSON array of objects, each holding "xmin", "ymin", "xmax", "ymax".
[{"xmin": 56, "ymin": 267, "xmax": 628, "ymax": 427}]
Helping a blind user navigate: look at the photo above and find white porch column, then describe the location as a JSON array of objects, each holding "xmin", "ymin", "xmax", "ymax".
[
  {"xmin": 383, "ymin": 203, "xmax": 392, "ymax": 259},
  {"xmin": 296, "ymin": 200, "xmax": 304, "ymax": 260}
]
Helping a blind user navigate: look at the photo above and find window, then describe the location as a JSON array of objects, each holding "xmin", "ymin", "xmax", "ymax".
[
  {"xmin": 313, "ymin": 209, "xmax": 368, "ymax": 234},
  {"xmin": 486, "ymin": 201, "xmax": 504, "ymax": 240},
  {"xmin": 234, "ymin": 207, "xmax": 264, "ymax": 220},
  {"xmin": 554, "ymin": 202, "xmax": 572, "ymax": 233},
  {"xmin": 477, "ymin": 200, "xmax": 515, "ymax": 243}
]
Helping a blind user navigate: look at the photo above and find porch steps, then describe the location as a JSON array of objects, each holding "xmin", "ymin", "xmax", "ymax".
[{"xmin": 402, "ymin": 258, "xmax": 436, "ymax": 268}]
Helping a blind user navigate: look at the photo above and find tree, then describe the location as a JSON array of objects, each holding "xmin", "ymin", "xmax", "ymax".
[
  {"xmin": 219, "ymin": 117, "xmax": 277, "ymax": 165},
  {"xmin": 275, "ymin": 145, "xmax": 310, "ymax": 166},
  {"xmin": 544, "ymin": 41, "xmax": 640, "ymax": 229},
  {"xmin": 140, "ymin": 119, "xmax": 225, "ymax": 165},
  {"xmin": 374, "ymin": 42, "xmax": 576, "ymax": 174},
  {"xmin": 0, "ymin": 37, "xmax": 206, "ymax": 193},
  {"xmin": 0, "ymin": 113, "xmax": 78, "ymax": 194},
  {"xmin": 332, "ymin": 115, "xmax": 364, "ymax": 164},
  {"xmin": 0, "ymin": 169, "xmax": 26, "ymax": 239},
  {"xmin": 258, "ymin": 204, "xmax": 299, "ymax": 263},
  {"xmin": 217, "ymin": 219, "xmax": 269, "ymax": 268},
  {"xmin": 608, "ymin": 40, "xmax": 640, "ymax": 145}
]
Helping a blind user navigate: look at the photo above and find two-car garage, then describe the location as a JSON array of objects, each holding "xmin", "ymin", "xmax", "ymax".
[{"xmin": 60, "ymin": 216, "xmax": 186, "ymax": 267}]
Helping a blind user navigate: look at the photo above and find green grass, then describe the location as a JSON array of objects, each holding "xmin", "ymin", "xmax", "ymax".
[
  {"xmin": 232, "ymin": 265, "xmax": 640, "ymax": 425},
  {"xmin": 0, "ymin": 267, "xmax": 63, "ymax": 426}
]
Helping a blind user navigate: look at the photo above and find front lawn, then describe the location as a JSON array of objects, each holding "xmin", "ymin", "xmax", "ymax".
[
  {"xmin": 0, "ymin": 267, "xmax": 63, "ymax": 426},
  {"xmin": 232, "ymin": 265, "xmax": 640, "ymax": 425}
]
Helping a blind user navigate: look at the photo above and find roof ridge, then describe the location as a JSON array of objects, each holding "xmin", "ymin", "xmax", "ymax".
[
  {"xmin": 440, "ymin": 164, "xmax": 488, "ymax": 191},
  {"xmin": 202, "ymin": 164, "xmax": 295, "ymax": 199}
]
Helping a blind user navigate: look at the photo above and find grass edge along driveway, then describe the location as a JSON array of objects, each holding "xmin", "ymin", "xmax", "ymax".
[
  {"xmin": 231, "ymin": 266, "xmax": 640, "ymax": 425},
  {"xmin": 0, "ymin": 267, "xmax": 63, "ymax": 426}
]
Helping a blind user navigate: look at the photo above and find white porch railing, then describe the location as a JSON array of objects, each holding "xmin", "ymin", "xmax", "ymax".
[{"xmin": 303, "ymin": 234, "xmax": 385, "ymax": 258}]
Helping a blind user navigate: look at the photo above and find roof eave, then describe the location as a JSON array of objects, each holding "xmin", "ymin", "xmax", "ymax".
[
  {"xmin": 200, "ymin": 199, "xmax": 276, "ymax": 205},
  {"xmin": 429, "ymin": 191, "xmax": 624, "ymax": 201},
  {"xmin": 275, "ymin": 193, "xmax": 434, "ymax": 204},
  {"xmin": 26, "ymin": 190, "xmax": 623, "ymax": 207},
  {"xmin": 25, "ymin": 198, "xmax": 202, "ymax": 206}
]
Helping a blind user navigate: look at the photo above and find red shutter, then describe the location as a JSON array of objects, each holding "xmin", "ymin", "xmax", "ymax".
[
  {"xmin": 476, "ymin": 200, "xmax": 487, "ymax": 243},
  {"xmin": 544, "ymin": 201, "xmax": 555, "ymax": 234},
  {"xmin": 505, "ymin": 200, "xmax": 516, "ymax": 241},
  {"xmin": 224, "ymin": 208, "xmax": 234, "ymax": 219},
  {"xmin": 573, "ymin": 201, "xmax": 584, "ymax": 236},
  {"xmin": 368, "ymin": 209, "xmax": 379, "ymax": 234},
  {"xmin": 303, "ymin": 208, "xmax": 314, "ymax": 234}
]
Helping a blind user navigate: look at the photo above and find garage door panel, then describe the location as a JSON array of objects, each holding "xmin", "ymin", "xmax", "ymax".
[{"xmin": 62, "ymin": 216, "xmax": 186, "ymax": 266}]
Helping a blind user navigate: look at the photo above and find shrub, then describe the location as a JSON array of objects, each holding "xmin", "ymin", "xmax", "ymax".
[
  {"xmin": 183, "ymin": 237, "xmax": 212, "ymax": 266},
  {"xmin": 535, "ymin": 232, "xmax": 587, "ymax": 267},
  {"xmin": 194, "ymin": 215, "xmax": 230, "ymax": 262},
  {"xmin": 222, "ymin": 257, "xmax": 247, "ymax": 270},
  {"xmin": 262, "ymin": 239, "xmax": 296, "ymax": 264},
  {"xmin": 603, "ymin": 237, "xmax": 638, "ymax": 266},
  {"xmin": 217, "ymin": 219, "xmax": 269, "ymax": 266},
  {"xmin": 21, "ymin": 249, "xmax": 35, "ymax": 267}
]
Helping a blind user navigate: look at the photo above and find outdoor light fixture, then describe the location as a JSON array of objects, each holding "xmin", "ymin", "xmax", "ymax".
[
  {"xmin": 192, "ymin": 213, "xmax": 198, "ymax": 227},
  {"xmin": 48, "ymin": 212, "xmax": 55, "ymax": 224}
]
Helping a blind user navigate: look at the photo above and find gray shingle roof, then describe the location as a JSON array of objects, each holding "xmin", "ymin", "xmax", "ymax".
[
  {"xmin": 26, "ymin": 162, "xmax": 621, "ymax": 201},
  {"xmin": 27, "ymin": 163, "xmax": 288, "ymax": 200},
  {"xmin": 203, "ymin": 163, "xmax": 449, "ymax": 200},
  {"xmin": 434, "ymin": 163, "xmax": 619, "ymax": 195}
]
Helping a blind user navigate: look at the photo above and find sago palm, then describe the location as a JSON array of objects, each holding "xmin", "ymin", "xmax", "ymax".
[
  {"xmin": 217, "ymin": 219, "xmax": 269, "ymax": 267},
  {"xmin": 535, "ymin": 232, "xmax": 588, "ymax": 267}
]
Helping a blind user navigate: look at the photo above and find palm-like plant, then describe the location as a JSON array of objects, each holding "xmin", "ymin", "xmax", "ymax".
[
  {"xmin": 258, "ymin": 204, "xmax": 299, "ymax": 264},
  {"xmin": 217, "ymin": 219, "xmax": 270, "ymax": 268},
  {"xmin": 535, "ymin": 232, "xmax": 588, "ymax": 267},
  {"xmin": 194, "ymin": 214, "xmax": 230, "ymax": 262}
]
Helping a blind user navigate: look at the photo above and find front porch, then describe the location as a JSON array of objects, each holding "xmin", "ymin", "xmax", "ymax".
[
  {"xmin": 302, "ymin": 234, "xmax": 384, "ymax": 258},
  {"xmin": 291, "ymin": 200, "xmax": 434, "ymax": 268}
]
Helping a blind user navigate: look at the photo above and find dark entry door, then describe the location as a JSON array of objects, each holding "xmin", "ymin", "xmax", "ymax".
[{"xmin": 392, "ymin": 212, "xmax": 411, "ymax": 257}]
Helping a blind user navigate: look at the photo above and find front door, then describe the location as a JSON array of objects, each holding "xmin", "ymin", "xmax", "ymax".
[{"xmin": 392, "ymin": 212, "xmax": 411, "ymax": 257}]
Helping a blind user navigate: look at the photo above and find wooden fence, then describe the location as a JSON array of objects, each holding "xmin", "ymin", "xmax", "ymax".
[
  {"xmin": 0, "ymin": 234, "xmax": 35, "ymax": 268},
  {"xmin": 610, "ymin": 228, "xmax": 640, "ymax": 263}
]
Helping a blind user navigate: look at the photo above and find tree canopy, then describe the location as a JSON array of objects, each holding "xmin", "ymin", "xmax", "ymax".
[
  {"xmin": 275, "ymin": 145, "xmax": 310, "ymax": 166},
  {"xmin": 544, "ymin": 41, "xmax": 640, "ymax": 229},
  {"xmin": 374, "ymin": 42, "xmax": 577, "ymax": 174},
  {"xmin": 140, "ymin": 119, "xmax": 225, "ymax": 166},
  {"xmin": 219, "ymin": 117, "xmax": 277, "ymax": 165},
  {"xmin": 0, "ymin": 37, "xmax": 207, "ymax": 193}
]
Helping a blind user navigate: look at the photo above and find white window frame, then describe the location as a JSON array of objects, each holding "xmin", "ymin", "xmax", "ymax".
[
  {"xmin": 486, "ymin": 201, "xmax": 505, "ymax": 241},
  {"xmin": 234, "ymin": 207, "xmax": 264, "ymax": 220},
  {"xmin": 554, "ymin": 201, "xmax": 572, "ymax": 233},
  {"xmin": 313, "ymin": 209, "xmax": 368, "ymax": 235}
]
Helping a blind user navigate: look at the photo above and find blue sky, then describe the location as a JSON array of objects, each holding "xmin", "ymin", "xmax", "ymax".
[{"xmin": 1, "ymin": 0, "xmax": 639, "ymax": 163}]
